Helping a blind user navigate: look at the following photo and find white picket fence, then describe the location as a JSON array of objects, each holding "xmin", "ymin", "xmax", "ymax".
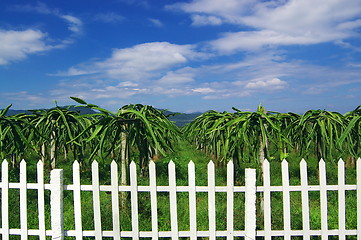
[{"xmin": 0, "ymin": 158, "xmax": 361, "ymax": 239}]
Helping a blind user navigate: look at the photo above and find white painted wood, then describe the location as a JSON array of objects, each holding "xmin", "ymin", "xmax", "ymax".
[
  {"xmin": 168, "ymin": 161, "xmax": 179, "ymax": 240},
  {"xmin": 50, "ymin": 169, "xmax": 64, "ymax": 240},
  {"xmin": 319, "ymin": 159, "xmax": 328, "ymax": 240},
  {"xmin": 91, "ymin": 161, "xmax": 102, "ymax": 240},
  {"xmin": 227, "ymin": 160, "xmax": 234, "ymax": 240},
  {"xmin": 188, "ymin": 161, "xmax": 197, "ymax": 240},
  {"xmin": 300, "ymin": 159, "xmax": 310, "ymax": 240},
  {"xmin": 111, "ymin": 161, "xmax": 120, "ymax": 240},
  {"xmin": 130, "ymin": 161, "xmax": 139, "ymax": 239},
  {"xmin": 20, "ymin": 160, "xmax": 28, "ymax": 240},
  {"xmin": 2, "ymin": 158, "xmax": 361, "ymax": 239},
  {"xmin": 37, "ymin": 160, "xmax": 46, "ymax": 240},
  {"xmin": 149, "ymin": 161, "xmax": 159, "ymax": 240},
  {"xmin": 282, "ymin": 160, "xmax": 291, "ymax": 240},
  {"xmin": 357, "ymin": 158, "xmax": 361, "ymax": 240},
  {"xmin": 338, "ymin": 159, "xmax": 346, "ymax": 240},
  {"xmin": 208, "ymin": 161, "xmax": 216, "ymax": 240},
  {"xmin": 263, "ymin": 159, "xmax": 272, "ymax": 240},
  {"xmin": 245, "ymin": 168, "xmax": 256, "ymax": 240},
  {"xmin": 72, "ymin": 161, "xmax": 83, "ymax": 240},
  {"xmin": 2, "ymin": 160, "xmax": 9, "ymax": 240}
]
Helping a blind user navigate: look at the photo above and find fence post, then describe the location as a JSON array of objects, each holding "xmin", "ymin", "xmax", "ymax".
[
  {"xmin": 245, "ymin": 168, "xmax": 256, "ymax": 240},
  {"xmin": 50, "ymin": 169, "xmax": 64, "ymax": 240}
]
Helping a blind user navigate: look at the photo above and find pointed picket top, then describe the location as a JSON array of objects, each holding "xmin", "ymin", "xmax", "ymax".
[
  {"xmin": 338, "ymin": 158, "xmax": 345, "ymax": 168},
  {"xmin": 36, "ymin": 160, "xmax": 44, "ymax": 172},
  {"xmin": 20, "ymin": 159, "xmax": 26, "ymax": 166},
  {"xmin": 2, "ymin": 159, "xmax": 8, "ymax": 165},
  {"xmin": 111, "ymin": 160, "xmax": 118, "ymax": 169},
  {"xmin": 300, "ymin": 158, "xmax": 307, "ymax": 168},
  {"xmin": 91, "ymin": 160, "xmax": 98, "ymax": 168},
  {"xmin": 168, "ymin": 160, "xmax": 175, "ymax": 168},
  {"xmin": 188, "ymin": 160, "xmax": 195, "ymax": 168},
  {"xmin": 130, "ymin": 161, "xmax": 137, "ymax": 173},
  {"xmin": 319, "ymin": 158, "xmax": 325, "ymax": 166},
  {"xmin": 282, "ymin": 159, "xmax": 288, "ymax": 167},
  {"xmin": 73, "ymin": 160, "xmax": 80, "ymax": 168},
  {"xmin": 208, "ymin": 160, "xmax": 215, "ymax": 169},
  {"xmin": 188, "ymin": 160, "xmax": 195, "ymax": 179},
  {"xmin": 20, "ymin": 160, "xmax": 26, "ymax": 178},
  {"xmin": 263, "ymin": 159, "xmax": 270, "ymax": 167},
  {"xmin": 149, "ymin": 160, "xmax": 156, "ymax": 168},
  {"xmin": 227, "ymin": 159, "xmax": 233, "ymax": 166}
]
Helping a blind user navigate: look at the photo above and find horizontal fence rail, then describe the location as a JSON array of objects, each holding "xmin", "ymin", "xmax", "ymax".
[{"xmin": 0, "ymin": 158, "xmax": 360, "ymax": 239}]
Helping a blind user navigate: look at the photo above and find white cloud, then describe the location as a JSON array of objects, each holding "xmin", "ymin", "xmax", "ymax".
[
  {"xmin": 192, "ymin": 87, "xmax": 215, "ymax": 94},
  {"xmin": 94, "ymin": 13, "xmax": 124, "ymax": 23},
  {"xmin": 0, "ymin": 29, "xmax": 50, "ymax": 65},
  {"xmin": 59, "ymin": 42, "xmax": 203, "ymax": 80},
  {"xmin": 61, "ymin": 15, "xmax": 83, "ymax": 34},
  {"xmin": 167, "ymin": 0, "xmax": 252, "ymax": 22},
  {"xmin": 148, "ymin": 18, "xmax": 164, "ymax": 27},
  {"xmin": 191, "ymin": 15, "xmax": 223, "ymax": 26},
  {"xmin": 169, "ymin": 0, "xmax": 361, "ymax": 52},
  {"xmin": 157, "ymin": 68, "xmax": 195, "ymax": 85},
  {"xmin": 0, "ymin": 91, "xmax": 47, "ymax": 107},
  {"xmin": 244, "ymin": 78, "xmax": 287, "ymax": 90}
]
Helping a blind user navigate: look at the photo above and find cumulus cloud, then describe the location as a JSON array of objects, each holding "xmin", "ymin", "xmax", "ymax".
[
  {"xmin": 169, "ymin": 0, "xmax": 361, "ymax": 52},
  {"xmin": 58, "ymin": 42, "xmax": 203, "ymax": 80},
  {"xmin": 0, "ymin": 29, "xmax": 50, "ymax": 65}
]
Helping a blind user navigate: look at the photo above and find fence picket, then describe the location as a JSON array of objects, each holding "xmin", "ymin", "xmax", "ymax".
[
  {"xmin": 300, "ymin": 159, "xmax": 310, "ymax": 240},
  {"xmin": 50, "ymin": 169, "xmax": 64, "ymax": 240},
  {"xmin": 149, "ymin": 161, "xmax": 159, "ymax": 240},
  {"xmin": 73, "ymin": 161, "xmax": 83, "ymax": 240},
  {"xmin": 37, "ymin": 160, "xmax": 46, "ymax": 240},
  {"xmin": 263, "ymin": 159, "xmax": 272, "ymax": 240},
  {"xmin": 245, "ymin": 168, "xmax": 256, "ymax": 240},
  {"xmin": 92, "ymin": 161, "xmax": 102, "ymax": 240},
  {"xmin": 168, "ymin": 161, "xmax": 179, "ymax": 240},
  {"xmin": 319, "ymin": 159, "xmax": 328, "ymax": 240},
  {"xmin": 188, "ymin": 161, "xmax": 197, "ymax": 240},
  {"xmin": 130, "ymin": 161, "xmax": 139, "ymax": 239},
  {"xmin": 208, "ymin": 161, "xmax": 216, "ymax": 240},
  {"xmin": 227, "ymin": 160, "xmax": 234, "ymax": 240},
  {"xmin": 111, "ymin": 161, "xmax": 120, "ymax": 240},
  {"xmin": 1, "ymin": 158, "xmax": 361, "ymax": 239},
  {"xmin": 282, "ymin": 160, "xmax": 291, "ymax": 240},
  {"xmin": 338, "ymin": 159, "xmax": 346, "ymax": 240},
  {"xmin": 1, "ymin": 160, "xmax": 9, "ymax": 240},
  {"xmin": 20, "ymin": 160, "xmax": 28, "ymax": 240}
]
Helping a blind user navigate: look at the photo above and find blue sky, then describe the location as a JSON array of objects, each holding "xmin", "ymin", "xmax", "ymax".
[{"xmin": 1, "ymin": 0, "xmax": 361, "ymax": 113}]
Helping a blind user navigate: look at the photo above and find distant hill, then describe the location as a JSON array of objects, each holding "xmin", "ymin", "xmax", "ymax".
[
  {"xmin": 4, "ymin": 106, "xmax": 96, "ymax": 116},
  {"xmin": 3, "ymin": 106, "xmax": 201, "ymax": 127},
  {"xmin": 163, "ymin": 111, "xmax": 202, "ymax": 127}
]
